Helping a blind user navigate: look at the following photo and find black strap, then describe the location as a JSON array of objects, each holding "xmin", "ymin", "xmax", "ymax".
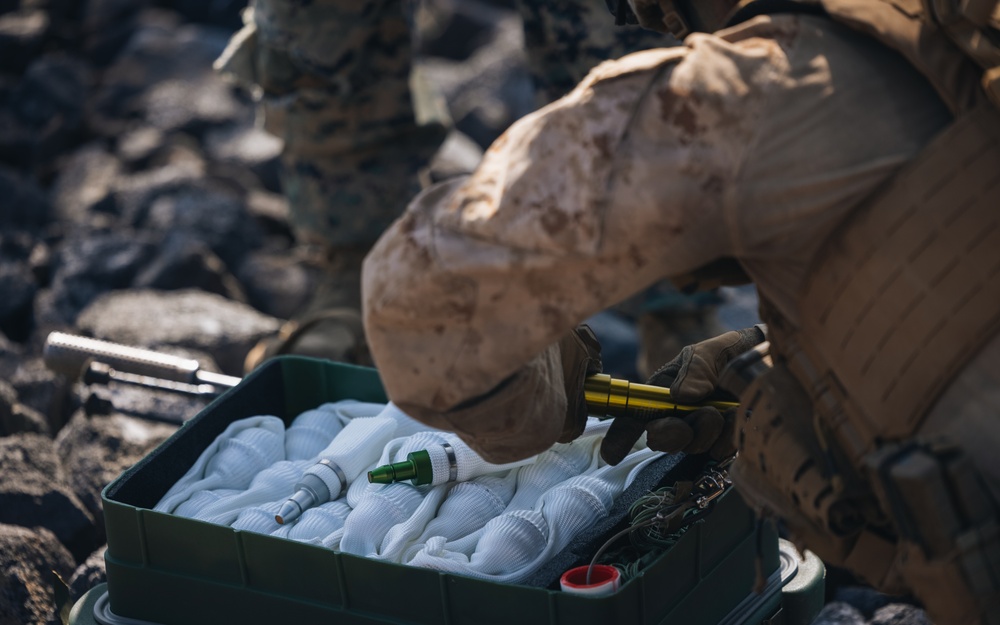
[{"xmin": 725, "ymin": 0, "xmax": 828, "ymax": 28}]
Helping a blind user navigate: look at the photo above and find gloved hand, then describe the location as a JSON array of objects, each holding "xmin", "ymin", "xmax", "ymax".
[
  {"xmin": 600, "ymin": 326, "xmax": 765, "ymax": 465},
  {"xmin": 558, "ymin": 324, "xmax": 603, "ymax": 444}
]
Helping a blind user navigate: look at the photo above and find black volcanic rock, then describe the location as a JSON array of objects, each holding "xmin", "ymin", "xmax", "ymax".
[
  {"xmin": 871, "ymin": 604, "xmax": 932, "ymax": 625},
  {"xmin": 166, "ymin": 0, "xmax": 245, "ymax": 29},
  {"xmin": 0, "ymin": 259, "xmax": 37, "ymax": 342},
  {"xmin": 12, "ymin": 53, "xmax": 90, "ymax": 171},
  {"xmin": 138, "ymin": 179, "xmax": 262, "ymax": 267},
  {"xmin": 236, "ymin": 250, "xmax": 315, "ymax": 320},
  {"xmin": 8, "ymin": 356, "xmax": 75, "ymax": 434},
  {"xmin": 0, "ymin": 433, "xmax": 99, "ymax": 561},
  {"xmin": 90, "ymin": 10, "xmax": 250, "ymax": 137},
  {"xmin": 44, "ymin": 230, "xmax": 158, "ymax": 324},
  {"xmin": 0, "ymin": 523, "xmax": 75, "ymax": 625},
  {"xmin": 0, "ymin": 379, "xmax": 49, "ymax": 436},
  {"xmin": 811, "ymin": 602, "xmax": 867, "ymax": 625},
  {"xmin": 55, "ymin": 409, "xmax": 177, "ymax": 535},
  {"xmin": 50, "ymin": 143, "xmax": 123, "ymax": 226},
  {"xmin": 133, "ymin": 230, "xmax": 248, "ymax": 302},
  {"xmin": 80, "ymin": 0, "xmax": 154, "ymax": 65},
  {"xmin": 68, "ymin": 545, "xmax": 108, "ymax": 605},
  {"xmin": 0, "ymin": 9, "xmax": 49, "ymax": 73},
  {"xmin": 0, "ymin": 165, "xmax": 51, "ymax": 231},
  {"xmin": 75, "ymin": 288, "xmax": 280, "ymax": 375},
  {"xmin": 204, "ymin": 124, "xmax": 283, "ymax": 193}
]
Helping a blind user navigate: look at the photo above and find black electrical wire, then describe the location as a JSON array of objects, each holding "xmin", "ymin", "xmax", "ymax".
[{"xmin": 587, "ymin": 485, "xmax": 694, "ymax": 583}]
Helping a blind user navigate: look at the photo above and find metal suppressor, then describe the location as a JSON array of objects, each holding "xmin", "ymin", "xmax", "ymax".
[{"xmin": 43, "ymin": 331, "xmax": 241, "ymax": 394}]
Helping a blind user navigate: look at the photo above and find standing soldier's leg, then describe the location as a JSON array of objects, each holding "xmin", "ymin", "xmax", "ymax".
[
  {"xmin": 515, "ymin": 0, "xmax": 676, "ymax": 105},
  {"xmin": 216, "ymin": 0, "xmax": 447, "ymax": 368}
]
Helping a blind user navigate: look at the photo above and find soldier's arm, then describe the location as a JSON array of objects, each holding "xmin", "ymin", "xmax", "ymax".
[{"xmin": 362, "ymin": 43, "xmax": 766, "ymax": 462}]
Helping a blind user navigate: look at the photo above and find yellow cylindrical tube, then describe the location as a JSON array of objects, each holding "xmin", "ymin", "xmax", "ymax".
[{"xmin": 584, "ymin": 373, "xmax": 738, "ymax": 422}]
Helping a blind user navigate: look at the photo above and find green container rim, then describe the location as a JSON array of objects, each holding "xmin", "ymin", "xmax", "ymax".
[{"xmin": 99, "ymin": 356, "xmax": 779, "ymax": 625}]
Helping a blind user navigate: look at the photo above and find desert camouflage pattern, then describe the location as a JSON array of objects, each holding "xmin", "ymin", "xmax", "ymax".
[
  {"xmin": 363, "ymin": 8, "xmax": 1000, "ymax": 623},
  {"xmin": 363, "ymin": 13, "xmax": 953, "ymax": 455},
  {"xmin": 216, "ymin": 0, "xmax": 671, "ymax": 248}
]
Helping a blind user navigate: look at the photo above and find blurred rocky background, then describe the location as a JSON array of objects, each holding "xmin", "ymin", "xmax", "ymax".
[
  {"xmin": 0, "ymin": 0, "xmax": 924, "ymax": 623},
  {"xmin": 0, "ymin": 1, "xmax": 538, "ymax": 622}
]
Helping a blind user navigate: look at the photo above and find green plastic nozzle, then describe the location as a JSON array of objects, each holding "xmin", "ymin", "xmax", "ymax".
[{"xmin": 367, "ymin": 449, "xmax": 434, "ymax": 485}]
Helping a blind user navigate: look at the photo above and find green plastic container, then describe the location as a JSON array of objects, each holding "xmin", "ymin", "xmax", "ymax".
[{"xmin": 95, "ymin": 356, "xmax": 784, "ymax": 625}]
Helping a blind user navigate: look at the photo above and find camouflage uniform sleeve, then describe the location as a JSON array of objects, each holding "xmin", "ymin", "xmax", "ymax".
[{"xmin": 363, "ymin": 41, "xmax": 771, "ymax": 462}]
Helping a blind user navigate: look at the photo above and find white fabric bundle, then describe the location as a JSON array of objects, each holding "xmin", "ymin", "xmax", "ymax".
[
  {"xmin": 230, "ymin": 501, "xmax": 284, "ymax": 535},
  {"xmin": 162, "ymin": 404, "xmax": 357, "ymax": 520},
  {"xmin": 283, "ymin": 403, "xmax": 352, "ymax": 460},
  {"xmin": 339, "ymin": 482, "xmax": 428, "ymax": 556},
  {"xmin": 172, "ymin": 488, "xmax": 242, "ymax": 519},
  {"xmin": 155, "ymin": 402, "xmax": 662, "ymax": 585},
  {"xmin": 155, "ymin": 415, "xmax": 286, "ymax": 514},
  {"xmin": 156, "ymin": 402, "xmax": 406, "ymax": 520},
  {"xmin": 375, "ymin": 485, "xmax": 454, "ymax": 562},
  {"xmin": 504, "ymin": 432, "xmax": 605, "ymax": 511},
  {"xmin": 406, "ymin": 446, "xmax": 660, "ymax": 582},
  {"xmin": 399, "ymin": 473, "xmax": 518, "ymax": 563},
  {"xmin": 272, "ymin": 501, "xmax": 353, "ymax": 549},
  {"xmin": 189, "ymin": 459, "xmax": 312, "ymax": 525},
  {"xmin": 340, "ymin": 421, "xmax": 610, "ymax": 563}
]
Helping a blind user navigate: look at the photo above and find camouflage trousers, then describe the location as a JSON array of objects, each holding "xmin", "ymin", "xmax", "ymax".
[{"xmin": 216, "ymin": 0, "xmax": 672, "ymax": 248}]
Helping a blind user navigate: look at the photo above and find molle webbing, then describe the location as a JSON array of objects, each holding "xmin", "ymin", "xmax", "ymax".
[
  {"xmin": 789, "ymin": 104, "xmax": 1000, "ymax": 454},
  {"xmin": 729, "ymin": 0, "xmax": 992, "ymax": 114},
  {"xmin": 923, "ymin": 0, "xmax": 1000, "ymax": 108}
]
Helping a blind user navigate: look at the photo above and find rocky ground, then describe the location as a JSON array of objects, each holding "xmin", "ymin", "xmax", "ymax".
[{"xmin": 0, "ymin": 1, "xmax": 927, "ymax": 624}]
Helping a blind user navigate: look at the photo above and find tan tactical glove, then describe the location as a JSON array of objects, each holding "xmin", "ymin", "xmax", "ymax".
[
  {"xmin": 600, "ymin": 326, "xmax": 765, "ymax": 465},
  {"xmin": 558, "ymin": 324, "xmax": 603, "ymax": 444},
  {"xmin": 405, "ymin": 325, "xmax": 601, "ymax": 465}
]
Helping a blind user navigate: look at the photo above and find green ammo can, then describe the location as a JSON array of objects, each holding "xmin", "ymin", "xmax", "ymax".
[{"xmin": 68, "ymin": 357, "xmax": 824, "ymax": 625}]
